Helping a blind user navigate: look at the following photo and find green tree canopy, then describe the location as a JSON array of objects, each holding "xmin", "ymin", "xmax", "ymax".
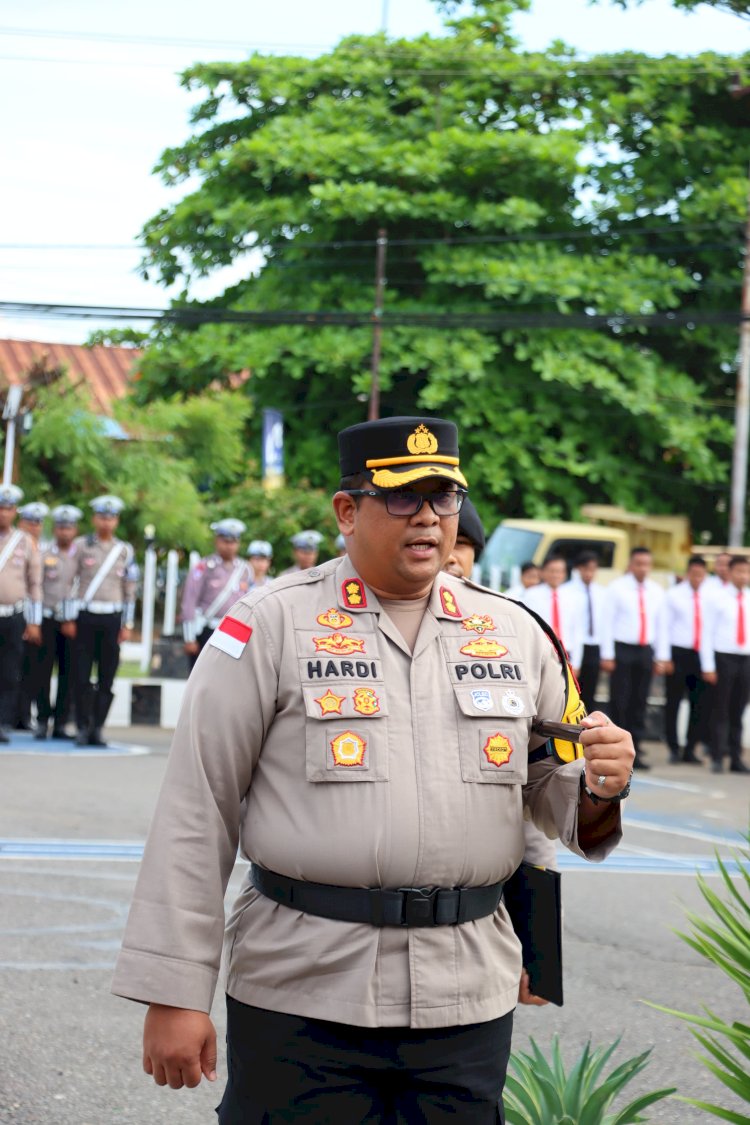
[{"xmin": 131, "ymin": 0, "xmax": 750, "ymax": 541}]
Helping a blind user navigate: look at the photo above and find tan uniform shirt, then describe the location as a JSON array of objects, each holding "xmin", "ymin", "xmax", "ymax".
[
  {"xmin": 41, "ymin": 540, "xmax": 79, "ymax": 620},
  {"xmin": 73, "ymin": 535, "xmax": 138, "ymax": 627},
  {"xmin": 113, "ymin": 558, "xmax": 621, "ymax": 1029},
  {"xmin": 0, "ymin": 527, "xmax": 42, "ymax": 622}
]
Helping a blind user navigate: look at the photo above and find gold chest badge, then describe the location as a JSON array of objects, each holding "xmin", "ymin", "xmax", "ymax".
[
  {"xmin": 314, "ymin": 689, "xmax": 345, "ymax": 716},
  {"xmin": 482, "ymin": 733, "xmax": 514, "ymax": 768},
  {"xmin": 316, "ymin": 608, "xmax": 354, "ymax": 630},
  {"xmin": 330, "ymin": 730, "xmax": 367, "ymax": 768},
  {"xmin": 459, "ymin": 638, "xmax": 509, "ymax": 658},
  {"xmin": 352, "ymin": 687, "xmax": 380, "ymax": 716},
  {"xmin": 461, "ymin": 614, "xmax": 495, "ymax": 634},
  {"xmin": 313, "ymin": 633, "xmax": 366, "ymax": 655}
]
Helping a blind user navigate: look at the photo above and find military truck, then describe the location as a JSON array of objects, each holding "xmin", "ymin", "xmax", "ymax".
[{"xmin": 480, "ymin": 505, "xmax": 694, "ymax": 589}]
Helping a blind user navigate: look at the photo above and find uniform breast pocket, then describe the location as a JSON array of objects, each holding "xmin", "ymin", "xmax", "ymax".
[
  {"xmin": 452, "ymin": 684, "xmax": 531, "ymax": 784},
  {"xmin": 302, "ymin": 684, "xmax": 389, "ymax": 783}
]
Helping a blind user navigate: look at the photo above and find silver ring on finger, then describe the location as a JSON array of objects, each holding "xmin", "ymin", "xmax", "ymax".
[{"xmin": 597, "ymin": 774, "xmax": 607, "ymax": 788}]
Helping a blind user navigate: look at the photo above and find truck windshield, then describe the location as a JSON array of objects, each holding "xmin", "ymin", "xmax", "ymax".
[{"xmin": 481, "ymin": 527, "xmax": 543, "ymax": 590}]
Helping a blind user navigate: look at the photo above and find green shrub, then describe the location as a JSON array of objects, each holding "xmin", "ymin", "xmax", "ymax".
[{"xmin": 502, "ymin": 1035, "xmax": 675, "ymax": 1125}]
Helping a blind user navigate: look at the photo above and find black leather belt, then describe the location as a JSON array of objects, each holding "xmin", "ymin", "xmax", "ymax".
[{"xmin": 251, "ymin": 865, "xmax": 505, "ymax": 928}]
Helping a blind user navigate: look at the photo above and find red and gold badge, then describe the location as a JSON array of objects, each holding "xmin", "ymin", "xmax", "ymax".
[
  {"xmin": 459, "ymin": 638, "xmax": 509, "ymax": 658},
  {"xmin": 352, "ymin": 687, "xmax": 380, "ymax": 716},
  {"xmin": 330, "ymin": 730, "xmax": 367, "ymax": 768},
  {"xmin": 314, "ymin": 689, "xmax": 345, "ymax": 716},
  {"xmin": 313, "ymin": 633, "xmax": 366, "ymax": 655},
  {"xmin": 342, "ymin": 578, "xmax": 367, "ymax": 608},
  {"xmin": 439, "ymin": 586, "xmax": 462, "ymax": 618},
  {"xmin": 316, "ymin": 607, "xmax": 354, "ymax": 630},
  {"xmin": 482, "ymin": 733, "xmax": 514, "ymax": 768},
  {"xmin": 461, "ymin": 613, "xmax": 495, "ymax": 634}
]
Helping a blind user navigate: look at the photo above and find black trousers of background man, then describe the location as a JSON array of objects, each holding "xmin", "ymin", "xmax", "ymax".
[
  {"xmin": 217, "ymin": 997, "xmax": 512, "ymax": 1124},
  {"xmin": 0, "ymin": 612, "xmax": 25, "ymax": 729},
  {"xmin": 35, "ymin": 618, "xmax": 75, "ymax": 732},
  {"xmin": 188, "ymin": 625, "xmax": 214, "ymax": 672},
  {"xmin": 608, "ymin": 641, "xmax": 654, "ymax": 763},
  {"xmin": 711, "ymin": 652, "xmax": 750, "ymax": 768},
  {"xmin": 577, "ymin": 643, "xmax": 601, "ymax": 712},
  {"xmin": 74, "ymin": 610, "xmax": 121, "ymax": 734},
  {"xmin": 664, "ymin": 645, "xmax": 710, "ymax": 760}
]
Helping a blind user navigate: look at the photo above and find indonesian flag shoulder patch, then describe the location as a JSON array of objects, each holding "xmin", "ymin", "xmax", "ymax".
[{"xmin": 209, "ymin": 615, "xmax": 252, "ymax": 659}]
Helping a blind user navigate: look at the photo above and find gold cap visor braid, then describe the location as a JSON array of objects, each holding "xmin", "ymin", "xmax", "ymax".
[{"xmin": 370, "ymin": 463, "xmax": 468, "ymax": 489}]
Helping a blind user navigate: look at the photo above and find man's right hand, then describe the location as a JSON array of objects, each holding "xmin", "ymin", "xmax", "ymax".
[
  {"xmin": 184, "ymin": 641, "xmax": 199, "ymax": 657},
  {"xmin": 143, "ymin": 1003, "xmax": 217, "ymax": 1089},
  {"xmin": 600, "ymin": 659, "xmax": 615, "ymax": 674}
]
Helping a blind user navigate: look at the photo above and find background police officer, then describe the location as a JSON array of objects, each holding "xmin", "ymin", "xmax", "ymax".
[
  {"xmin": 15, "ymin": 501, "xmax": 48, "ymax": 730},
  {"xmin": 278, "ymin": 529, "xmax": 323, "ymax": 575},
  {"xmin": 72, "ymin": 495, "xmax": 138, "ymax": 747},
  {"xmin": 246, "ymin": 539, "xmax": 273, "ymax": 588},
  {"xmin": 0, "ymin": 485, "xmax": 41, "ymax": 742},
  {"xmin": 181, "ymin": 519, "xmax": 253, "ymax": 667},
  {"xmin": 34, "ymin": 505, "xmax": 82, "ymax": 740}
]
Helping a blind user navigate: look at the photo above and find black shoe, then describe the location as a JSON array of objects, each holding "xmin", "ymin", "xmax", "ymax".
[
  {"xmin": 0, "ymin": 729, "xmax": 9, "ymax": 744},
  {"xmin": 75, "ymin": 730, "xmax": 90, "ymax": 747},
  {"xmin": 51, "ymin": 728, "xmax": 74, "ymax": 740},
  {"xmin": 633, "ymin": 758, "xmax": 651, "ymax": 770},
  {"xmin": 729, "ymin": 761, "xmax": 750, "ymax": 774},
  {"xmin": 710, "ymin": 761, "xmax": 723, "ymax": 774},
  {"xmin": 33, "ymin": 725, "xmax": 48, "ymax": 741},
  {"xmin": 89, "ymin": 729, "xmax": 108, "ymax": 748},
  {"xmin": 682, "ymin": 750, "xmax": 702, "ymax": 764},
  {"xmin": 668, "ymin": 750, "xmax": 681, "ymax": 764}
]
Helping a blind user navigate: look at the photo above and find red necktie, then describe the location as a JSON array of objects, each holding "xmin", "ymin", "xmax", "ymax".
[
  {"xmin": 693, "ymin": 590, "xmax": 701, "ymax": 652},
  {"xmin": 638, "ymin": 585, "xmax": 647, "ymax": 645},
  {"xmin": 551, "ymin": 589, "xmax": 562, "ymax": 642},
  {"xmin": 737, "ymin": 590, "xmax": 746, "ymax": 647}
]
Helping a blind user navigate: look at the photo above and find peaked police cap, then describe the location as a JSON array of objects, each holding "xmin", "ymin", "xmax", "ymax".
[{"xmin": 338, "ymin": 416, "xmax": 467, "ymax": 489}]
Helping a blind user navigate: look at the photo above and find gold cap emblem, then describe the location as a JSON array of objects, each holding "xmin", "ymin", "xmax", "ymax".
[{"xmin": 406, "ymin": 424, "xmax": 438, "ymax": 456}]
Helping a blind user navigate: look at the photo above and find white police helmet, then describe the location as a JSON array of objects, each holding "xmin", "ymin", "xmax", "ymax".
[
  {"xmin": 291, "ymin": 530, "xmax": 323, "ymax": 551},
  {"xmin": 210, "ymin": 518, "xmax": 246, "ymax": 540},
  {"xmin": 0, "ymin": 483, "xmax": 23, "ymax": 508},
  {"xmin": 90, "ymin": 494, "xmax": 125, "ymax": 516},
  {"xmin": 247, "ymin": 539, "xmax": 273, "ymax": 558}
]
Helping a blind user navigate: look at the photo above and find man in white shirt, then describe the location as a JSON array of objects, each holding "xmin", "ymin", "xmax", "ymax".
[
  {"xmin": 662, "ymin": 556, "xmax": 711, "ymax": 765},
  {"xmin": 563, "ymin": 551, "xmax": 605, "ymax": 712},
  {"xmin": 704, "ymin": 551, "xmax": 731, "ymax": 594},
  {"xmin": 525, "ymin": 556, "xmax": 583, "ymax": 676},
  {"xmin": 505, "ymin": 562, "xmax": 540, "ymax": 604},
  {"xmin": 701, "ymin": 555, "xmax": 750, "ymax": 774},
  {"xmin": 600, "ymin": 547, "xmax": 666, "ymax": 770}
]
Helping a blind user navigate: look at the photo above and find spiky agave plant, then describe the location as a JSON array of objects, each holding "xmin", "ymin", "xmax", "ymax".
[{"xmin": 502, "ymin": 1035, "xmax": 675, "ymax": 1125}]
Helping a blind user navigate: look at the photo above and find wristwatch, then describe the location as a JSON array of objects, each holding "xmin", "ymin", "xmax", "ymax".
[{"xmin": 580, "ymin": 766, "xmax": 633, "ymax": 805}]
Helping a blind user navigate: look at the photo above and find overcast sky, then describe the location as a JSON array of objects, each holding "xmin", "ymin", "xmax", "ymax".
[{"xmin": 0, "ymin": 0, "xmax": 746, "ymax": 343}]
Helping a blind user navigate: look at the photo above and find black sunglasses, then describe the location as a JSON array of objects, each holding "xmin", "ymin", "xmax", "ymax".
[{"xmin": 342, "ymin": 489, "xmax": 466, "ymax": 517}]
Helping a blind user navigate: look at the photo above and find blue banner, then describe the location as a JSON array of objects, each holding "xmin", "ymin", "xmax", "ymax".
[{"xmin": 262, "ymin": 408, "xmax": 284, "ymax": 489}]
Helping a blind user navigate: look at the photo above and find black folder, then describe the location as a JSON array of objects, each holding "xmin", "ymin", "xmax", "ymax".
[{"xmin": 503, "ymin": 861, "xmax": 563, "ymax": 1006}]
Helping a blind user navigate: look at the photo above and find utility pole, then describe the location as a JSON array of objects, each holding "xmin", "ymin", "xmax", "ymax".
[
  {"xmin": 728, "ymin": 72, "xmax": 750, "ymax": 545},
  {"xmin": 2, "ymin": 385, "xmax": 23, "ymax": 486},
  {"xmin": 381, "ymin": 0, "xmax": 389, "ymax": 33},
  {"xmin": 368, "ymin": 228, "xmax": 388, "ymax": 422}
]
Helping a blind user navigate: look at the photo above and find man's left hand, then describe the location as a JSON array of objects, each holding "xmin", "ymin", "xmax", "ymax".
[
  {"xmin": 119, "ymin": 626, "xmax": 132, "ymax": 643},
  {"xmin": 518, "ymin": 970, "xmax": 548, "ymax": 1007},
  {"xmin": 580, "ymin": 711, "xmax": 634, "ymax": 796},
  {"xmin": 23, "ymin": 624, "xmax": 42, "ymax": 645}
]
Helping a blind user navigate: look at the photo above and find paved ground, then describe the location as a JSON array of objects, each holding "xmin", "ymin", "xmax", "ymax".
[{"xmin": 0, "ymin": 727, "xmax": 748, "ymax": 1123}]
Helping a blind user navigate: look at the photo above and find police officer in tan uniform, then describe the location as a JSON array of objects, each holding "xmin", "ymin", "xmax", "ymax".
[
  {"xmin": 181, "ymin": 519, "xmax": 253, "ymax": 668},
  {"xmin": 72, "ymin": 495, "xmax": 138, "ymax": 746},
  {"xmin": 113, "ymin": 417, "xmax": 634, "ymax": 1122},
  {"xmin": 0, "ymin": 485, "xmax": 42, "ymax": 742},
  {"xmin": 15, "ymin": 501, "xmax": 49, "ymax": 730},
  {"xmin": 34, "ymin": 504, "xmax": 82, "ymax": 740},
  {"xmin": 278, "ymin": 529, "xmax": 323, "ymax": 576}
]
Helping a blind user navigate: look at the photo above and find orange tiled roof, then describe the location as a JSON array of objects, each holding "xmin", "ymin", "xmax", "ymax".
[{"xmin": 0, "ymin": 338, "xmax": 141, "ymax": 415}]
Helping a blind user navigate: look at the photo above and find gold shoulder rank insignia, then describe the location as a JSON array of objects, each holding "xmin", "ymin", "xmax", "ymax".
[
  {"xmin": 482, "ymin": 733, "xmax": 514, "ymax": 768},
  {"xmin": 330, "ymin": 730, "xmax": 367, "ymax": 768},
  {"xmin": 459, "ymin": 638, "xmax": 509, "ymax": 658},
  {"xmin": 461, "ymin": 613, "xmax": 495, "ymax": 634},
  {"xmin": 439, "ymin": 586, "xmax": 462, "ymax": 618},
  {"xmin": 316, "ymin": 607, "xmax": 354, "ymax": 630},
  {"xmin": 352, "ymin": 687, "xmax": 380, "ymax": 716},
  {"xmin": 342, "ymin": 578, "xmax": 367, "ymax": 608},
  {"xmin": 314, "ymin": 689, "xmax": 345, "ymax": 716},
  {"xmin": 313, "ymin": 633, "xmax": 366, "ymax": 655}
]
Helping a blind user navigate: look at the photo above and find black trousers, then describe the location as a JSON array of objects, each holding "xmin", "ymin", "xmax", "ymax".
[
  {"xmin": 577, "ymin": 643, "xmax": 600, "ymax": 712},
  {"xmin": 188, "ymin": 625, "xmax": 214, "ymax": 672},
  {"xmin": 217, "ymin": 997, "xmax": 512, "ymax": 1124},
  {"xmin": 664, "ymin": 645, "xmax": 710, "ymax": 755},
  {"xmin": 16, "ymin": 639, "xmax": 36, "ymax": 725},
  {"xmin": 711, "ymin": 652, "xmax": 750, "ymax": 767},
  {"xmin": 0, "ymin": 612, "xmax": 25, "ymax": 728},
  {"xmin": 35, "ymin": 618, "xmax": 75, "ymax": 728},
  {"xmin": 608, "ymin": 642, "xmax": 653, "ymax": 758},
  {"xmin": 74, "ymin": 611, "xmax": 121, "ymax": 731}
]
